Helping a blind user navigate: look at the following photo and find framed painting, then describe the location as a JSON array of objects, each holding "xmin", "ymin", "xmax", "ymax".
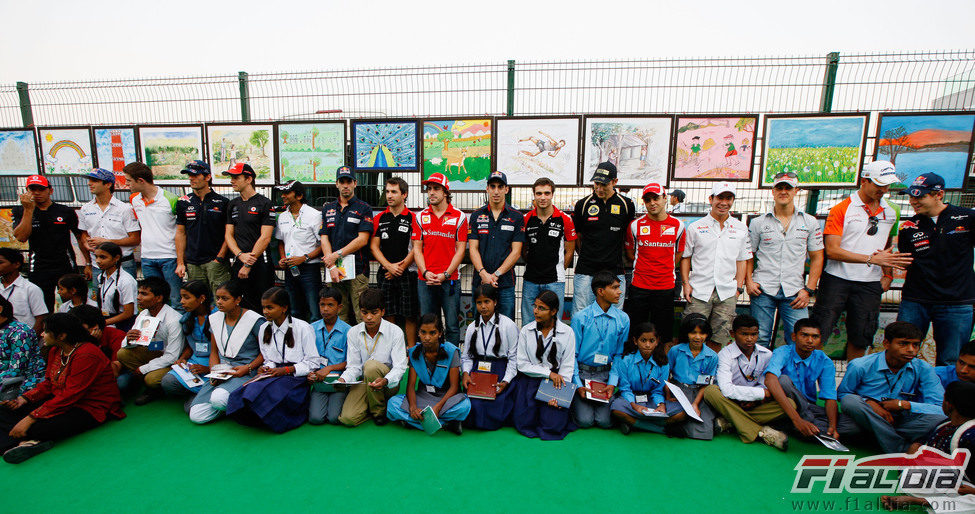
[
  {"xmin": 93, "ymin": 126, "xmax": 139, "ymax": 189},
  {"xmin": 206, "ymin": 123, "xmax": 275, "ymax": 184},
  {"xmin": 875, "ymin": 111, "xmax": 975, "ymax": 190},
  {"xmin": 493, "ymin": 116, "xmax": 581, "ymax": 186},
  {"xmin": 760, "ymin": 114, "xmax": 868, "ymax": 188},
  {"xmin": 0, "ymin": 129, "xmax": 40, "ymax": 176},
  {"xmin": 0, "ymin": 208, "xmax": 28, "ymax": 250},
  {"xmin": 351, "ymin": 119, "xmax": 419, "ymax": 171},
  {"xmin": 672, "ymin": 115, "xmax": 757, "ymax": 182},
  {"xmin": 38, "ymin": 127, "xmax": 94, "ymax": 176},
  {"xmin": 137, "ymin": 125, "xmax": 205, "ymax": 184},
  {"xmin": 276, "ymin": 121, "xmax": 345, "ymax": 183},
  {"xmin": 583, "ymin": 115, "xmax": 672, "ymax": 187},
  {"xmin": 421, "ymin": 118, "xmax": 492, "ymax": 190}
]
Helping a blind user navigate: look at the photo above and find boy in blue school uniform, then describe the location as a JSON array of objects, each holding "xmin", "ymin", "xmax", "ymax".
[
  {"xmin": 838, "ymin": 321, "xmax": 948, "ymax": 454},
  {"xmin": 307, "ymin": 287, "xmax": 352, "ymax": 425},
  {"xmin": 570, "ymin": 271, "xmax": 629, "ymax": 429},
  {"xmin": 764, "ymin": 318, "xmax": 859, "ymax": 441},
  {"xmin": 935, "ymin": 340, "xmax": 975, "ymax": 387}
]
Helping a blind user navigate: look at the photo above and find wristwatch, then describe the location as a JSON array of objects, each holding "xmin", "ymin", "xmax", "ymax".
[
  {"xmin": 803, "ymin": 286, "xmax": 817, "ymax": 296},
  {"xmin": 736, "ymin": 286, "xmax": 744, "ymax": 294}
]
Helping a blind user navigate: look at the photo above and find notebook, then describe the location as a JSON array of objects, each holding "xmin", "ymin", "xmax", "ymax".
[
  {"xmin": 421, "ymin": 405, "xmax": 442, "ymax": 435},
  {"xmin": 584, "ymin": 379, "xmax": 612, "ymax": 403},
  {"xmin": 535, "ymin": 378, "xmax": 575, "ymax": 408},
  {"xmin": 467, "ymin": 372, "xmax": 498, "ymax": 400}
]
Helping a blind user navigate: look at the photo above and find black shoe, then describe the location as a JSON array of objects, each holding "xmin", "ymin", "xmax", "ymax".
[
  {"xmin": 3, "ymin": 440, "xmax": 54, "ymax": 464},
  {"xmin": 619, "ymin": 422, "xmax": 632, "ymax": 435},
  {"xmin": 445, "ymin": 420, "xmax": 463, "ymax": 435},
  {"xmin": 664, "ymin": 422, "xmax": 686, "ymax": 439},
  {"xmin": 134, "ymin": 389, "xmax": 163, "ymax": 406},
  {"xmin": 373, "ymin": 414, "xmax": 388, "ymax": 426}
]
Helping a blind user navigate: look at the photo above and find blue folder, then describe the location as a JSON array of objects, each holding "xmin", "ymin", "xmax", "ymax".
[{"xmin": 534, "ymin": 379, "xmax": 575, "ymax": 408}]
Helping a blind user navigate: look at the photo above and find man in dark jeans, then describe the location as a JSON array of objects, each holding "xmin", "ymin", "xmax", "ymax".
[{"xmin": 274, "ymin": 180, "xmax": 323, "ymax": 322}]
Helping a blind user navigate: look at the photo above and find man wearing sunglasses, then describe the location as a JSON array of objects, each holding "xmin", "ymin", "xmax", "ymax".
[{"xmin": 813, "ymin": 160, "xmax": 912, "ymax": 360}]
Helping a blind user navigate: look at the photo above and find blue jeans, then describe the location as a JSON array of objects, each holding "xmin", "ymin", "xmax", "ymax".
[
  {"xmin": 417, "ymin": 279, "xmax": 461, "ymax": 345},
  {"xmin": 284, "ymin": 263, "xmax": 323, "ymax": 323},
  {"xmin": 750, "ymin": 287, "xmax": 807, "ymax": 347},
  {"xmin": 840, "ymin": 393, "xmax": 946, "ymax": 453},
  {"xmin": 572, "ymin": 273, "xmax": 626, "ymax": 317},
  {"xmin": 141, "ymin": 258, "xmax": 182, "ymax": 310},
  {"xmin": 471, "ymin": 278, "xmax": 516, "ymax": 322},
  {"xmin": 897, "ymin": 300, "xmax": 974, "ymax": 366},
  {"xmin": 521, "ymin": 280, "xmax": 566, "ymax": 326}
]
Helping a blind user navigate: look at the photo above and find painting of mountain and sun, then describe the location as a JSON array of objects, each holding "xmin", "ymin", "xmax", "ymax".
[{"xmin": 875, "ymin": 112, "xmax": 975, "ymax": 190}]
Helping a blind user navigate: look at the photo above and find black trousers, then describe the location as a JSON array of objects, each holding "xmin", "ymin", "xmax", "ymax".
[
  {"xmin": 231, "ymin": 256, "xmax": 275, "ymax": 312},
  {"xmin": 28, "ymin": 267, "xmax": 73, "ymax": 313},
  {"xmin": 625, "ymin": 285, "xmax": 676, "ymax": 341},
  {"xmin": 0, "ymin": 402, "xmax": 100, "ymax": 453},
  {"xmin": 811, "ymin": 272, "xmax": 882, "ymax": 350}
]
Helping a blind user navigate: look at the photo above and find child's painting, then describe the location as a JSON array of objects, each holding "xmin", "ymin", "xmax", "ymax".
[
  {"xmin": 277, "ymin": 121, "xmax": 345, "ymax": 183},
  {"xmin": 352, "ymin": 120, "xmax": 418, "ymax": 171},
  {"xmin": 0, "ymin": 130, "xmax": 40, "ymax": 176},
  {"xmin": 673, "ymin": 116, "xmax": 757, "ymax": 181},
  {"xmin": 38, "ymin": 127, "xmax": 93, "ymax": 175},
  {"xmin": 494, "ymin": 117, "xmax": 580, "ymax": 186},
  {"xmin": 138, "ymin": 125, "xmax": 204, "ymax": 182},
  {"xmin": 207, "ymin": 124, "xmax": 275, "ymax": 184},
  {"xmin": 761, "ymin": 114, "xmax": 867, "ymax": 188},
  {"xmin": 876, "ymin": 112, "xmax": 975, "ymax": 190},
  {"xmin": 0, "ymin": 208, "xmax": 28, "ymax": 250},
  {"xmin": 421, "ymin": 119, "xmax": 492, "ymax": 190},
  {"xmin": 584, "ymin": 116, "xmax": 672, "ymax": 187},
  {"xmin": 93, "ymin": 127, "xmax": 139, "ymax": 188}
]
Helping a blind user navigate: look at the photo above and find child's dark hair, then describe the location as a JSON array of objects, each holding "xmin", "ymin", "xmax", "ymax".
[
  {"xmin": 138, "ymin": 276, "xmax": 171, "ymax": 304},
  {"xmin": 960, "ymin": 340, "xmax": 975, "ymax": 358},
  {"xmin": 215, "ymin": 280, "xmax": 246, "ymax": 299},
  {"xmin": 884, "ymin": 321, "xmax": 923, "ymax": 342},
  {"xmin": 627, "ymin": 321, "xmax": 668, "ymax": 365},
  {"xmin": 95, "ymin": 241, "xmax": 123, "ymax": 260},
  {"xmin": 945, "ymin": 381, "xmax": 975, "ymax": 418},
  {"xmin": 413, "ymin": 312, "xmax": 447, "ymax": 361},
  {"xmin": 180, "ymin": 280, "xmax": 212, "ymax": 340},
  {"xmin": 469, "ymin": 284, "xmax": 502, "ymax": 359},
  {"xmin": 679, "ymin": 313, "xmax": 712, "ymax": 345},
  {"xmin": 0, "ymin": 248, "xmax": 24, "ymax": 270},
  {"xmin": 0, "ymin": 295, "xmax": 13, "ymax": 323},
  {"xmin": 45, "ymin": 312, "xmax": 99, "ymax": 347},
  {"xmin": 731, "ymin": 314, "xmax": 759, "ymax": 332},
  {"xmin": 358, "ymin": 287, "xmax": 383, "ymax": 311},
  {"xmin": 69, "ymin": 304, "xmax": 106, "ymax": 330},
  {"xmin": 792, "ymin": 318, "xmax": 821, "ymax": 336},
  {"xmin": 318, "ymin": 286, "xmax": 343, "ymax": 303},
  {"xmin": 261, "ymin": 287, "xmax": 294, "ymax": 348},
  {"xmin": 95, "ymin": 244, "xmax": 124, "ymax": 313},
  {"xmin": 535, "ymin": 290, "xmax": 560, "ymax": 315},
  {"xmin": 58, "ymin": 274, "xmax": 88, "ymax": 298},
  {"xmin": 590, "ymin": 270, "xmax": 619, "ymax": 294}
]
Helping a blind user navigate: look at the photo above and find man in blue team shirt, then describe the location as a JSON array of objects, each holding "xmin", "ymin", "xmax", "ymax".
[
  {"xmin": 764, "ymin": 318, "xmax": 858, "ymax": 441},
  {"xmin": 838, "ymin": 321, "xmax": 947, "ymax": 453},
  {"xmin": 935, "ymin": 340, "xmax": 975, "ymax": 387},
  {"xmin": 319, "ymin": 166, "xmax": 373, "ymax": 325},
  {"xmin": 571, "ymin": 271, "xmax": 629, "ymax": 429},
  {"xmin": 468, "ymin": 171, "xmax": 525, "ymax": 320}
]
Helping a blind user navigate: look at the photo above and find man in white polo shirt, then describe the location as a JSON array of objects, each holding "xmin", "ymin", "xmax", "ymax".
[
  {"xmin": 681, "ymin": 182, "xmax": 751, "ymax": 346},
  {"xmin": 77, "ymin": 168, "xmax": 141, "ymax": 282},
  {"xmin": 124, "ymin": 162, "xmax": 181, "ymax": 309},
  {"xmin": 275, "ymin": 180, "xmax": 323, "ymax": 322},
  {"xmin": 812, "ymin": 160, "xmax": 913, "ymax": 360}
]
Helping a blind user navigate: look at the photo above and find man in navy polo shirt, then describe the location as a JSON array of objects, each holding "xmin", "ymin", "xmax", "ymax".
[
  {"xmin": 175, "ymin": 160, "xmax": 231, "ymax": 298},
  {"xmin": 224, "ymin": 163, "xmax": 275, "ymax": 311},
  {"xmin": 897, "ymin": 172, "xmax": 975, "ymax": 366},
  {"xmin": 320, "ymin": 166, "xmax": 373, "ymax": 325},
  {"xmin": 468, "ymin": 171, "xmax": 525, "ymax": 320}
]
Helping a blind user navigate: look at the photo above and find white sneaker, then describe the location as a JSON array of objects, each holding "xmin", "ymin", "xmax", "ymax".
[{"xmin": 758, "ymin": 426, "xmax": 789, "ymax": 451}]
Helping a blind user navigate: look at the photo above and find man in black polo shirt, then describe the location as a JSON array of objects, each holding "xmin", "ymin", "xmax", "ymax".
[
  {"xmin": 572, "ymin": 161, "xmax": 635, "ymax": 316},
  {"xmin": 175, "ymin": 160, "xmax": 231, "ymax": 298},
  {"xmin": 320, "ymin": 166, "xmax": 373, "ymax": 325},
  {"xmin": 468, "ymin": 171, "xmax": 525, "ymax": 320},
  {"xmin": 897, "ymin": 172, "xmax": 975, "ymax": 366},
  {"xmin": 12, "ymin": 174, "xmax": 81, "ymax": 310},
  {"xmin": 224, "ymin": 163, "xmax": 275, "ymax": 310},
  {"xmin": 370, "ymin": 176, "xmax": 418, "ymax": 346},
  {"xmin": 522, "ymin": 177, "xmax": 576, "ymax": 324}
]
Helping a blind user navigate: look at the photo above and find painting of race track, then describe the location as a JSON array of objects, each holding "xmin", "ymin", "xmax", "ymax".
[
  {"xmin": 138, "ymin": 125, "xmax": 204, "ymax": 183},
  {"xmin": 278, "ymin": 122, "xmax": 345, "ymax": 183},
  {"xmin": 421, "ymin": 119, "xmax": 491, "ymax": 190},
  {"xmin": 673, "ymin": 116, "xmax": 756, "ymax": 181},
  {"xmin": 876, "ymin": 112, "xmax": 975, "ymax": 190},
  {"xmin": 0, "ymin": 129, "xmax": 40, "ymax": 176},
  {"xmin": 38, "ymin": 127, "xmax": 93, "ymax": 175},
  {"xmin": 207, "ymin": 124, "xmax": 275, "ymax": 184},
  {"xmin": 495, "ymin": 117, "xmax": 580, "ymax": 186},
  {"xmin": 584, "ymin": 116, "xmax": 672, "ymax": 187},
  {"xmin": 761, "ymin": 114, "xmax": 867, "ymax": 188},
  {"xmin": 352, "ymin": 120, "xmax": 418, "ymax": 171}
]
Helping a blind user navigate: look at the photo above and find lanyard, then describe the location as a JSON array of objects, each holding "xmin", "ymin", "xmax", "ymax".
[
  {"xmin": 0, "ymin": 284, "xmax": 15, "ymax": 301},
  {"xmin": 737, "ymin": 354, "xmax": 757, "ymax": 382},
  {"xmin": 218, "ymin": 321, "xmax": 237, "ymax": 353},
  {"xmin": 363, "ymin": 330, "xmax": 381, "ymax": 356},
  {"xmin": 534, "ymin": 328, "xmax": 555, "ymax": 363},
  {"xmin": 479, "ymin": 320, "xmax": 494, "ymax": 356},
  {"xmin": 98, "ymin": 269, "xmax": 119, "ymax": 311},
  {"xmin": 883, "ymin": 367, "xmax": 908, "ymax": 396},
  {"xmin": 638, "ymin": 357, "xmax": 656, "ymax": 391},
  {"xmin": 272, "ymin": 325, "xmax": 287, "ymax": 361},
  {"xmin": 321, "ymin": 327, "xmax": 337, "ymax": 351}
]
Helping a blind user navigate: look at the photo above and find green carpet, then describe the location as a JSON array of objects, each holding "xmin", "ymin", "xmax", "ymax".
[{"xmin": 0, "ymin": 399, "xmax": 885, "ymax": 513}]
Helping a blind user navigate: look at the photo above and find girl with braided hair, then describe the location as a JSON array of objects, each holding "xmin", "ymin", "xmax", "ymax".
[{"xmin": 461, "ymin": 284, "xmax": 518, "ymax": 430}]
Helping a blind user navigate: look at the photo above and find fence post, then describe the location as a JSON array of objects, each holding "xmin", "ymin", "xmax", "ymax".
[
  {"xmin": 805, "ymin": 51, "xmax": 840, "ymax": 215},
  {"xmin": 238, "ymin": 71, "xmax": 250, "ymax": 122},
  {"xmin": 506, "ymin": 60, "xmax": 515, "ymax": 116},
  {"xmin": 16, "ymin": 82, "xmax": 33, "ymax": 127}
]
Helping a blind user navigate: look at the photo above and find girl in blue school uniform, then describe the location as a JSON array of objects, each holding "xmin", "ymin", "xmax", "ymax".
[
  {"xmin": 387, "ymin": 313, "xmax": 471, "ymax": 434},
  {"xmin": 306, "ymin": 286, "xmax": 351, "ymax": 425},
  {"xmin": 227, "ymin": 287, "xmax": 320, "ymax": 433},
  {"xmin": 160, "ymin": 281, "xmax": 214, "ymax": 412},
  {"xmin": 610, "ymin": 322, "xmax": 682, "ymax": 435},
  {"xmin": 665, "ymin": 313, "xmax": 719, "ymax": 440},
  {"xmin": 93, "ymin": 242, "xmax": 137, "ymax": 332},
  {"xmin": 461, "ymin": 284, "xmax": 519, "ymax": 430}
]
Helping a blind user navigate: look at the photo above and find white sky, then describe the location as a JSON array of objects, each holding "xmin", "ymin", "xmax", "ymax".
[{"xmin": 1, "ymin": 0, "xmax": 973, "ymax": 83}]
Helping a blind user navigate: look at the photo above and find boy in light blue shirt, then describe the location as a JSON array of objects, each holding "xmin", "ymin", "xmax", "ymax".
[
  {"xmin": 307, "ymin": 287, "xmax": 352, "ymax": 425},
  {"xmin": 934, "ymin": 340, "xmax": 975, "ymax": 387}
]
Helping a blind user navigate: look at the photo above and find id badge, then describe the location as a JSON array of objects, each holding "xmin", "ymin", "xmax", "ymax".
[
  {"xmin": 195, "ymin": 342, "xmax": 209, "ymax": 353},
  {"xmin": 426, "ymin": 385, "xmax": 436, "ymax": 393},
  {"xmin": 477, "ymin": 361, "xmax": 492, "ymax": 372},
  {"xmin": 635, "ymin": 394, "xmax": 648, "ymax": 403},
  {"xmin": 593, "ymin": 353, "xmax": 609, "ymax": 365},
  {"xmin": 696, "ymin": 374, "xmax": 711, "ymax": 385}
]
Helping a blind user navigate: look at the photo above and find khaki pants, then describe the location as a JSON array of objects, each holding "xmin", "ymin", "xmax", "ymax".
[
  {"xmin": 186, "ymin": 259, "xmax": 232, "ymax": 299},
  {"xmin": 333, "ymin": 273, "xmax": 369, "ymax": 326},
  {"xmin": 702, "ymin": 384, "xmax": 791, "ymax": 442},
  {"xmin": 338, "ymin": 360, "xmax": 395, "ymax": 427},
  {"xmin": 116, "ymin": 346, "xmax": 170, "ymax": 388},
  {"xmin": 685, "ymin": 290, "xmax": 738, "ymax": 346}
]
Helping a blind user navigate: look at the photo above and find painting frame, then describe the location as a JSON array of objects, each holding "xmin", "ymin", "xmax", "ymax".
[
  {"xmin": 759, "ymin": 113, "xmax": 869, "ymax": 189},
  {"xmin": 36, "ymin": 125, "xmax": 95, "ymax": 176},
  {"xmin": 137, "ymin": 124, "xmax": 206, "ymax": 185},
  {"xmin": 420, "ymin": 117, "xmax": 493, "ymax": 191},
  {"xmin": 493, "ymin": 115, "xmax": 583, "ymax": 187},
  {"xmin": 205, "ymin": 122, "xmax": 276, "ymax": 185},
  {"xmin": 92, "ymin": 125, "xmax": 140, "ymax": 189},
  {"xmin": 0, "ymin": 128, "xmax": 41, "ymax": 176},
  {"xmin": 874, "ymin": 111, "xmax": 975, "ymax": 191},
  {"xmin": 582, "ymin": 114, "xmax": 674, "ymax": 188},
  {"xmin": 350, "ymin": 118, "xmax": 420, "ymax": 172},
  {"xmin": 275, "ymin": 120, "xmax": 346, "ymax": 184},
  {"xmin": 670, "ymin": 114, "xmax": 758, "ymax": 183}
]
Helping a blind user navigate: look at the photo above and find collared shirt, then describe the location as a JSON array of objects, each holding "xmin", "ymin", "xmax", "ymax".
[
  {"xmin": 276, "ymin": 204, "xmax": 323, "ymax": 263},
  {"xmin": 131, "ymin": 304, "xmax": 183, "ymax": 375},
  {"xmin": 227, "ymin": 193, "xmax": 275, "ymax": 254},
  {"xmin": 626, "ymin": 214, "xmax": 685, "ymax": 290},
  {"xmin": 372, "ymin": 207, "xmax": 416, "ymax": 272},
  {"xmin": 340, "ymin": 319, "xmax": 408, "ymax": 388},
  {"xmin": 765, "ymin": 345, "xmax": 837, "ymax": 403},
  {"xmin": 515, "ymin": 320, "xmax": 576, "ymax": 382},
  {"xmin": 311, "ymin": 318, "xmax": 351, "ymax": 366},
  {"xmin": 258, "ymin": 317, "xmax": 321, "ymax": 377},
  {"xmin": 468, "ymin": 204, "xmax": 525, "ymax": 289},
  {"xmin": 175, "ymin": 189, "xmax": 230, "ymax": 265},
  {"xmin": 716, "ymin": 342, "xmax": 774, "ymax": 401},
  {"xmin": 614, "ymin": 352, "xmax": 669, "ymax": 405},
  {"xmin": 57, "ymin": 297, "xmax": 98, "ymax": 313},
  {"xmin": 0, "ymin": 275, "xmax": 47, "ymax": 328},
  {"xmin": 749, "ymin": 209, "xmax": 824, "ymax": 297},
  {"xmin": 667, "ymin": 343, "xmax": 718, "ymax": 385},
  {"xmin": 837, "ymin": 350, "xmax": 944, "ymax": 415},
  {"xmin": 684, "ymin": 214, "xmax": 752, "ymax": 301},
  {"xmin": 461, "ymin": 314, "xmax": 519, "ymax": 384},
  {"xmin": 130, "ymin": 188, "xmax": 178, "ymax": 260},
  {"xmin": 572, "ymin": 192, "xmax": 635, "ymax": 275},
  {"xmin": 12, "ymin": 202, "xmax": 78, "ymax": 274},
  {"xmin": 0, "ymin": 319, "xmax": 45, "ymax": 392},
  {"xmin": 571, "ymin": 302, "xmax": 629, "ymax": 387},
  {"xmin": 319, "ymin": 197, "xmax": 373, "ymax": 276},
  {"xmin": 823, "ymin": 192, "xmax": 900, "ymax": 282},
  {"xmin": 899, "ymin": 204, "xmax": 975, "ymax": 304},
  {"xmin": 412, "ymin": 203, "xmax": 468, "ymax": 280},
  {"xmin": 95, "ymin": 268, "xmax": 137, "ymax": 318},
  {"xmin": 934, "ymin": 365, "xmax": 959, "ymax": 388},
  {"xmin": 77, "ymin": 195, "xmax": 141, "ymax": 260},
  {"xmin": 523, "ymin": 206, "xmax": 576, "ymax": 284}
]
